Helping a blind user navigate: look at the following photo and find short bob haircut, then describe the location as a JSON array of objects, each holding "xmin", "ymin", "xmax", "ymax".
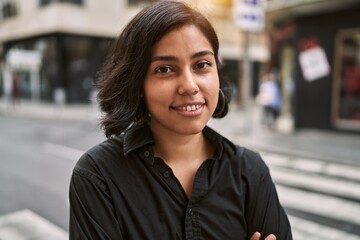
[{"xmin": 97, "ymin": 0, "xmax": 232, "ymax": 138}]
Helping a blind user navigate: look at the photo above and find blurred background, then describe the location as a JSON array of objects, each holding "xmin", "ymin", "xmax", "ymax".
[{"xmin": 0, "ymin": 0, "xmax": 359, "ymax": 239}]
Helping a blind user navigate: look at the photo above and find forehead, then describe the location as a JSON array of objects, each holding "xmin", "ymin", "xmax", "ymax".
[{"xmin": 151, "ymin": 25, "xmax": 213, "ymax": 55}]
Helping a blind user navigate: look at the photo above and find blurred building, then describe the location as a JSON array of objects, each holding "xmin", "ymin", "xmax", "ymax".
[
  {"xmin": 0, "ymin": 0, "xmax": 269, "ymax": 105},
  {"xmin": 265, "ymin": 0, "xmax": 360, "ymax": 132},
  {"xmin": 0, "ymin": 0, "xmax": 143, "ymax": 104}
]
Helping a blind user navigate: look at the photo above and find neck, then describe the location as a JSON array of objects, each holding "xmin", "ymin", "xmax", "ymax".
[{"xmin": 152, "ymin": 129, "xmax": 211, "ymax": 165}]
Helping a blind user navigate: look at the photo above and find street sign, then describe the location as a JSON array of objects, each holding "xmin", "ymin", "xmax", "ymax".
[
  {"xmin": 298, "ymin": 37, "xmax": 330, "ymax": 82},
  {"xmin": 234, "ymin": 0, "xmax": 264, "ymax": 32}
]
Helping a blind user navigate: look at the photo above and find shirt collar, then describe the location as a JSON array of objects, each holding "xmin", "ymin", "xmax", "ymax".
[
  {"xmin": 123, "ymin": 123, "xmax": 154, "ymax": 157},
  {"xmin": 122, "ymin": 123, "xmax": 224, "ymax": 160},
  {"xmin": 202, "ymin": 125, "xmax": 224, "ymax": 160}
]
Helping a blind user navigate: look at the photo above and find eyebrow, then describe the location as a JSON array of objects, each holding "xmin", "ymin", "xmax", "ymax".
[{"xmin": 150, "ymin": 50, "xmax": 214, "ymax": 62}]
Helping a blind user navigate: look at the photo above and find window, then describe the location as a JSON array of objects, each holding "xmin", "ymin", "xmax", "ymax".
[
  {"xmin": 333, "ymin": 29, "xmax": 360, "ymax": 129},
  {"xmin": 0, "ymin": 1, "xmax": 17, "ymax": 21},
  {"xmin": 39, "ymin": 0, "xmax": 83, "ymax": 7}
]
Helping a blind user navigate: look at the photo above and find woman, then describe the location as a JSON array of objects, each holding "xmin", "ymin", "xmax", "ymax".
[{"xmin": 69, "ymin": 1, "xmax": 292, "ymax": 239}]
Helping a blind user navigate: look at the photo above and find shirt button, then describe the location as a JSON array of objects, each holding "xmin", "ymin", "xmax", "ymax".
[
  {"xmin": 188, "ymin": 208, "xmax": 194, "ymax": 216},
  {"xmin": 163, "ymin": 171, "xmax": 170, "ymax": 178},
  {"xmin": 143, "ymin": 151, "xmax": 150, "ymax": 158}
]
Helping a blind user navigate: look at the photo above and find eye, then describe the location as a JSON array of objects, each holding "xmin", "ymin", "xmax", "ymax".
[
  {"xmin": 156, "ymin": 66, "xmax": 173, "ymax": 73},
  {"xmin": 195, "ymin": 61, "xmax": 212, "ymax": 69}
]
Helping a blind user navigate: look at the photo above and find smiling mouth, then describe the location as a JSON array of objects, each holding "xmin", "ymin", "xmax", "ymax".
[{"xmin": 171, "ymin": 103, "xmax": 205, "ymax": 112}]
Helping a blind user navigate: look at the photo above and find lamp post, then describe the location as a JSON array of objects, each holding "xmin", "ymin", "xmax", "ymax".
[{"xmin": 233, "ymin": 0, "xmax": 264, "ymax": 134}]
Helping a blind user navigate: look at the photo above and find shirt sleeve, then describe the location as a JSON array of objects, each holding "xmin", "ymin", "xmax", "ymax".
[
  {"xmin": 243, "ymin": 150, "xmax": 292, "ymax": 240},
  {"xmin": 69, "ymin": 157, "xmax": 124, "ymax": 240}
]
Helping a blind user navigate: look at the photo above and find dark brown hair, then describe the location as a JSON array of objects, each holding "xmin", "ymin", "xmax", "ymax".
[{"xmin": 97, "ymin": 0, "xmax": 232, "ymax": 137}]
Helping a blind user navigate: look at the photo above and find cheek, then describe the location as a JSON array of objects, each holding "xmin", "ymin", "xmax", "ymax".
[
  {"xmin": 143, "ymin": 80, "xmax": 167, "ymax": 110},
  {"xmin": 208, "ymin": 77, "xmax": 220, "ymax": 108},
  {"xmin": 143, "ymin": 79, "xmax": 153, "ymax": 108},
  {"xmin": 206, "ymin": 75, "xmax": 220, "ymax": 97}
]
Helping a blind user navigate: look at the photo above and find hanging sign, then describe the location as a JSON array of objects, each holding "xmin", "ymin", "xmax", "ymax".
[
  {"xmin": 234, "ymin": 0, "xmax": 264, "ymax": 32},
  {"xmin": 298, "ymin": 37, "xmax": 330, "ymax": 82}
]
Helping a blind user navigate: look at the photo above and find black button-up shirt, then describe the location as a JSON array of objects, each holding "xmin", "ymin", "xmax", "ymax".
[{"xmin": 69, "ymin": 124, "xmax": 292, "ymax": 239}]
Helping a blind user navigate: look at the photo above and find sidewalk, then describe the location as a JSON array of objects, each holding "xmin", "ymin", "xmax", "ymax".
[
  {"xmin": 0, "ymin": 99, "xmax": 100, "ymax": 122},
  {"xmin": 0, "ymin": 209, "xmax": 67, "ymax": 240},
  {"xmin": 209, "ymin": 104, "xmax": 360, "ymax": 166},
  {"xmin": 1, "ymin": 99, "xmax": 359, "ymax": 166}
]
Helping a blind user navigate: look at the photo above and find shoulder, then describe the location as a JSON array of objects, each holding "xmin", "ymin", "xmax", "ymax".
[
  {"xmin": 73, "ymin": 135, "xmax": 125, "ymax": 175},
  {"xmin": 222, "ymin": 139, "xmax": 269, "ymax": 179},
  {"xmin": 70, "ymin": 135, "xmax": 126, "ymax": 196},
  {"xmin": 205, "ymin": 126, "xmax": 270, "ymax": 178}
]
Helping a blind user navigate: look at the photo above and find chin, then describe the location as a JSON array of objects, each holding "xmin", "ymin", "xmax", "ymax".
[
  {"xmin": 150, "ymin": 115, "xmax": 211, "ymax": 136},
  {"xmin": 175, "ymin": 123, "xmax": 206, "ymax": 135}
]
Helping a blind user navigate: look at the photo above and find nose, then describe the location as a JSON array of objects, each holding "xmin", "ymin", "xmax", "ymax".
[{"xmin": 177, "ymin": 70, "xmax": 199, "ymax": 95}]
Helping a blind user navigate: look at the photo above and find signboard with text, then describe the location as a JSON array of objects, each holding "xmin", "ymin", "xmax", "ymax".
[
  {"xmin": 298, "ymin": 37, "xmax": 330, "ymax": 82},
  {"xmin": 234, "ymin": 0, "xmax": 264, "ymax": 32}
]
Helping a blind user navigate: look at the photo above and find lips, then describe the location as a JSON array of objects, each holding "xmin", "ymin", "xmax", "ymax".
[{"xmin": 171, "ymin": 103, "xmax": 206, "ymax": 112}]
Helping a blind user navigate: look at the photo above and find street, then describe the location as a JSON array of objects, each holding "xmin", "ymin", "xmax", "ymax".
[
  {"xmin": 0, "ymin": 110, "xmax": 359, "ymax": 239},
  {"xmin": 262, "ymin": 151, "xmax": 360, "ymax": 239},
  {"xmin": 0, "ymin": 116, "xmax": 105, "ymax": 234}
]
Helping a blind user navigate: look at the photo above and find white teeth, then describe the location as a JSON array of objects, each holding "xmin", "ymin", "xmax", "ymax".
[{"xmin": 176, "ymin": 104, "xmax": 202, "ymax": 111}]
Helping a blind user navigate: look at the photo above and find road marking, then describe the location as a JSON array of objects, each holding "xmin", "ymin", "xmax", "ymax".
[
  {"xmin": 262, "ymin": 152, "xmax": 360, "ymax": 181},
  {"xmin": 0, "ymin": 209, "xmax": 68, "ymax": 240},
  {"xmin": 277, "ymin": 185, "xmax": 360, "ymax": 225},
  {"xmin": 271, "ymin": 167, "xmax": 360, "ymax": 200},
  {"xmin": 289, "ymin": 215, "xmax": 360, "ymax": 240},
  {"xmin": 42, "ymin": 142, "xmax": 84, "ymax": 161}
]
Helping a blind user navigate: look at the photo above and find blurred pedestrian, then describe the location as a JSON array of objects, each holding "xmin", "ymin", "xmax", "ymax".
[
  {"xmin": 12, "ymin": 71, "xmax": 20, "ymax": 108},
  {"xmin": 69, "ymin": 1, "xmax": 292, "ymax": 239},
  {"xmin": 257, "ymin": 72, "xmax": 281, "ymax": 129}
]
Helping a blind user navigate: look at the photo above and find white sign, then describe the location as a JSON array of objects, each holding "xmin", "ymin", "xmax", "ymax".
[
  {"xmin": 299, "ymin": 46, "xmax": 330, "ymax": 82},
  {"xmin": 6, "ymin": 49, "xmax": 42, "ymax": 70},
  {"xmin": 234, "ymin": 0, "xmax": 264, "ymax": 32}
]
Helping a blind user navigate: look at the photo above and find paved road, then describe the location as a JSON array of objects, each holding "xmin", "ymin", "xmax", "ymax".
[
  {"xmin": 262, "ymin": 151, "xmax": 360, "ymax": 239},
  {"xmin": 0, "ymin": 116, "xmax": 105, "ymax": 238},
  {"xmin": 0, "ymin": 105, "xmax": 359, "ymax": 239}
]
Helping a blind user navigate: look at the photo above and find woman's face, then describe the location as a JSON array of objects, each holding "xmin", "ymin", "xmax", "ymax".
[{"xmin": 144, "ymin": 24, "xmax": 219, "ymax": 136}]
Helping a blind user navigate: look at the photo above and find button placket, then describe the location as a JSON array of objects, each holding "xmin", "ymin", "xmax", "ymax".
[
  {"xmin": 187, "ymin": 208, "xmax": 194, "ymax": 216},
  {"xmin": 184, "ymin": 204, "xmax": 201, "ymax": 239},
  {"xmin": 143, "ymin": 150, "xmax": 150, "ymax": 158},
  {"xmin": 163, "ymin": 170, "xmax": 170, "ymax": 178}
]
